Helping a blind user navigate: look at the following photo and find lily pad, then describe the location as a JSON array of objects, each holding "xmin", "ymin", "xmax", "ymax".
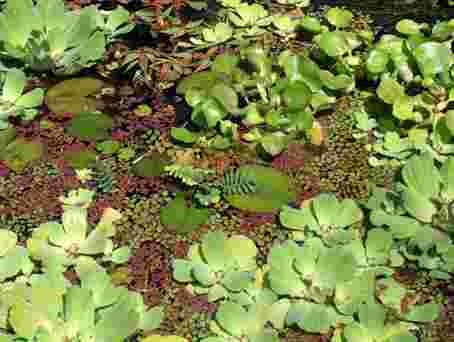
[
  {"xmin": 0, "ymin": 138, "xmax": 46, "ymax": 173},
  {"xmin": 160, "ymin": 194, "xmax": 209, "ymax": 234},
  {"xmin": 132, "ymin": 153, "xmax": 169, "ymax": 177},
  {"xmin": 225, "ymin": 165, "xmax": 296, "ymax": 213},
  {"xmin": 45, "ymin": 78, "xmax": 105, "ymax": 116},
  {"xmin": 66, "ymin": 112, "xmax": 114, "ymax": 141}
]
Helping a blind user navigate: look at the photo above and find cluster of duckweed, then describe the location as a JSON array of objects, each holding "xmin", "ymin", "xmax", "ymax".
[
  {"xmin": 115, "ymin": 193, "xmax": 166, "ymax": 248},
  {"xmin": 303, "ymin": 97, "xmax": 370, "ymax": 200}
]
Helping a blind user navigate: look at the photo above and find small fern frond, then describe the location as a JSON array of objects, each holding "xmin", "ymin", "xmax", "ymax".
[{"xmin": 222, "ymin": 168, "xmax": 257, "ymax": 196}]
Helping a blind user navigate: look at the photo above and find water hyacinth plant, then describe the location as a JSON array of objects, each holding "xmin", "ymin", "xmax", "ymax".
[{"xmin": 0, "ymin": 0, "xmax": 134, "ymax": 75}]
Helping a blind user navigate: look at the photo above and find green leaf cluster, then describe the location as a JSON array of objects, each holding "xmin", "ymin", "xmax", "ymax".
[
  {"xmin": 0, "ymin": 68, "xmax": 44, "ymax": 129},
  {"xmin": 26, "ymin": 188, "xmax": 128, "ymax": 268},
  {"xmin": 0, "ymin": 0, "xmax": 134, "ymax": 75}
]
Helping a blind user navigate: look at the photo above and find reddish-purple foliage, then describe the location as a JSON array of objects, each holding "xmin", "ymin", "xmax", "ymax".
[{"xmin": 240, "ymin": 213, "xmax": 276, "ymax": 231}]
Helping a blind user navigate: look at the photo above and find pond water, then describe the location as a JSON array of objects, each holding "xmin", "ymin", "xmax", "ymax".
[{"xmin": 0, "ymin": 0, "xmax": 453, "ymax": 341}]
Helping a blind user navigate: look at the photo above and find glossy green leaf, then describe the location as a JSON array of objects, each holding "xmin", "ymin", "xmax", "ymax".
[
  {"xmin": 171, "ymin": 127, "xmax": 198, "ymax": 144},
  {"xmin": 282, "ymin": 81, "xmax": 312, "ymax": 110},
  {"xmin": 366, "ymin": 49, "xmax": 389, "ymax": 74},
  {"xmin": 396, "ymin": 19, "xmax": 423, "ymax": 35},
  {"xmin": 325, "ymin": 7, "xmax": 353, "ymax": 28},
  {"xmin": 377, "ymin": 78, "xmax": 406, "ymax": 104},
  {"xmin": 414, "ymin": 42, "xmax": 453, "ymax": 77},
  {"xmin": 318, "ymin": 32, "xmax": 350, "ymax": 57}
]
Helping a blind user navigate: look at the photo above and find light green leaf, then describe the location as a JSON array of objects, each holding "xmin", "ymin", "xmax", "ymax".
[
  {"xmin": 325, "ymin": 7, "xmax": 353, "ymax": 28},
  {"xmin": 280, "ymin": 206, "xmax": 318, "ymax": 231},
  {"xmin": 377, "ymin": 78, "xmax": 406, "ymax": 104},
  {"xmin": 201, "ymin": 231, "xmax": 228, "ymax": 270},
  {"xmin": 367, "ymin": 49, "xmax": 389, "ymax": 74},
  {"xmin": 215, "ymin": 301, "xmax": 247, "ymax": 337},
  {"xmin": 0, "ymin": 230, "xmax": 17, "ymax": 256},
  {"xmin": 2, "ymin": 69, "xmax": 26, "ymax": 103},
  {"xmin": 414, "ymin": 42, "xmax": 453, "ymax": 77},
  {"xmin": 172, "ymin": 259, "xmax": 194, "ymax": 282},
  {"xmin": 224, "ymin": 235, "xmax": 257, "ymax": 270},
  {"xmin": 402, "ymin": 186, "xmax": 437, "ymax": 223},
  {"xmin": 209, "ymin": 83, "xmax": 238, "ymax": 113},
  {"xmin": 402, "ymin": 154, "xmax": 440, "ymax": 198},
  {"xmin": 15, "ymin": 88, "xmax": 44, "ymax": 108},
  {"xmin": 318, "ymin": 32, "xmax": 350, "ymax": 57},
  {"xmin": 404, "ymin": 303, "xmax": 441, "ymax": 323},
  {"xmin": 396, "ymin": 19, "xmax": 423, "ymax": 35},
  {"xmin": 140, "ymin": 306, "xmax": 165, "ymax": 331},
  {"xmin": 288, "ymin": 301, "xmax": 339, "ymax": 333},
  {"xmin": 192, "ymin": 263, "xmax": 217, "ymax": 286},
  {"xmin": 110, "ymin": 246, "xmax": 131, "ymax": 264}
]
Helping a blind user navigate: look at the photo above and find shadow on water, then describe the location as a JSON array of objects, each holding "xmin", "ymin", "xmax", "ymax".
[{"xmin": 311, "ymin": 0, "xmax": 454, "ymax": 34}]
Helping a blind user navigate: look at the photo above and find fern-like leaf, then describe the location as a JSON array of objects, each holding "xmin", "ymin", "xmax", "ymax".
[{"xmin": 222, "ymin": 168, "xmax": 257, "ymax": 196}]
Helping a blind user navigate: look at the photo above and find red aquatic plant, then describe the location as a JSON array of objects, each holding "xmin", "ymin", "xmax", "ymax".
[
  {"xmin": 240, "ymin": 213, "xmax": 276, "ymax": 231},
  {"xmin": 271, "ymin": 143, "xmax": 307, "ymax": 172},
  {"xmin": 128, "ymin": 240, "xmax": 173, "ymax": 306}
]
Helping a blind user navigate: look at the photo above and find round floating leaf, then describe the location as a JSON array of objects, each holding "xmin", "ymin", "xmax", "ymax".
[
  {"xmin": 172, "ymin": 259, "xmax": 194, "ymax": 283},
  {"xmin": 132, "ymin": 153, "xmax": 169, "ymax": 177},
  {"xmin": 215, "ymin": 301, "xmax": 247, "ymax": 337},
  {"xmin": 225, "ymin": 165, "xmax": 296, "ymax": 213},
  {"xmin": 225, "ymin": 235, "xmax": 258, "ymax": 269},
  {"xmin": 288, "ymin": 301, "xmax": 339, "ymax": 333},
  {"xmin": 325, "ymin": 7, "xmax": 353, "ymax": 28},
  {"xmin": 212, "ymin": 54, "xmax": 240, "ymax": 75},
  {"xmin": 282, "ymin": 81, "xmax": 312, "ymax": 110},
  {"xmin": 319, "ymin": 71, "xmax": 354, "ymax": 90},
  {"xmin": 318, "ymin": 32, "xmax": 350, "ymax": 57},
  {"xmin": 300, "ymin": 16, "xmax": 322, "ymax": 33},
  {"xmin": 176, "ymin": 71, "xmax": 219, "ymax": 94},
  {"xmin": 201, "ymin": 231, "xmax": 228, "ymax": 270},
  {"xmin": 396, "ymin": 19, "xmax": 423, "ymax": 35},
  {"xmin": 160, "ymin": 195, "xmax": 209, "ymax": 234},
  {"xmin": 377, "ymin": 78, "xmax": 406, "ymax": 104},
  {"xmin": 45, "ymin": 78, "xmax": 105, "ymax": 116},
  {"xmin": 367, "ymin": 49, "xmax": 389, "ymax": 74},
  {"xmin": 402, "ymin": 186, "xmax": 437, "ymax": 223},
  {"xmin": 0, "ymin": 138, "xmax": 46, "ymax": 173},
  {"xmin": 66, "ymin": 112, "xmax": 114, "ymax": 141}
]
